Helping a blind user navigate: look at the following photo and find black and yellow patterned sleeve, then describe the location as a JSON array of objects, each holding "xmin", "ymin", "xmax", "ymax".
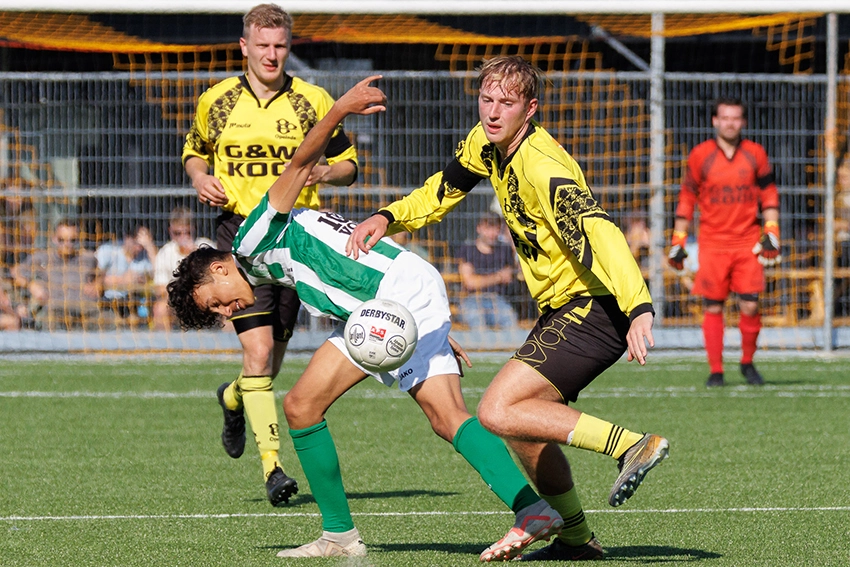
[{"xmin": 550, "ymin": 178, "xmax": 653, "ymax": 318}]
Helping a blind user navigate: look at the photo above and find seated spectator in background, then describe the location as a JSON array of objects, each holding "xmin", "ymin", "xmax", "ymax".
[
  {"xmin": 624, "ymin": 216, "xmax": 651, "ymax": 275},
  {"xmin": 455, "ymin": 212, "xmax": 520, "ymax": 330},
  {"xmin": 12, "ymin": 219, "xmax": 103, "ymax": 330},
  {"xmin": 96, "ymin": 224, "xmax": 158, "ymax": 322},
  {"xmin": 152, "ymin": 207, "xmax": 213, "ymax": 330},
  {"xmin": 0, "ymin": 283, "xmax": 22, "ymax": 330},
  {"xmin": 832, "ymin": 141, "xmax": 850, "ymax": 315},
  {"xmin": 0, "ymin": 197, "xmax": 37, "ymax": 279}
]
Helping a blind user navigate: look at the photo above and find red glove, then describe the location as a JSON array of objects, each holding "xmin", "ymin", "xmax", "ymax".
[
  {"xmin": 668, "ymin": 230, "xmax": 689, "ymax": 272},
  {"xmin": 753, "ymin": 221, "xmax": 781, "ymax": 266}
]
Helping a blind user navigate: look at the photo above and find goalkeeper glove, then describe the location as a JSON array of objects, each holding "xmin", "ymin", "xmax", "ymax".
[
  {"xmin": 668, "ymin": 230, "xmax": 689, "ymax": 272},
  {"xmin": 753, "ymin": 221, "xmax": 781, "ymax": 266}
]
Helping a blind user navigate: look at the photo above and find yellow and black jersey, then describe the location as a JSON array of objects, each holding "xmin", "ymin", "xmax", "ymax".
[
  {"xmin": 379, "ymin": 121, "xmax": 653, "ymax": 319},
  {"xmin": 183, "ymin": 74, "xmax": 358, "ymax": 216}
]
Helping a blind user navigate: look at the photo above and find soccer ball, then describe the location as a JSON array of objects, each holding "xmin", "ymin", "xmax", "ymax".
[{"xmin": 344, "ymin": 298, "xmax": 418, "ymax": 372}]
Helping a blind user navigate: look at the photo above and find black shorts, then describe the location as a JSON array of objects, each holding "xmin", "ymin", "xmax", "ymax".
[
  {"xmin": 511, "ymin": 295, "xmax": 630, "ymax": 403},
  {"xmin": 217, "ymin": 212, "xmax": 300, "ymax": 342}
]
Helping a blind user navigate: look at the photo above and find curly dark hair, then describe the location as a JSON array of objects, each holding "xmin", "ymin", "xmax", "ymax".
[{"xmin": 166, "ymin": 245, "xmax": 232, "ymax": 331}]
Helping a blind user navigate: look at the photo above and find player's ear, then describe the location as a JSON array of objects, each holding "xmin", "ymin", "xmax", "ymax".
[
  {"xmin": 525, "ymin": 98, "xmax": 538, "ymax": 120},
  {"xmin": 209, "ymin": 260, "xmax": 227, "ymax": 276}
]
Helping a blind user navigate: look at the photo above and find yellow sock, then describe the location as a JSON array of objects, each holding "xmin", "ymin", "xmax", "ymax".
[
  {"xmin": 542, "ymin": 488, "xmax": 592, "ymax": 546},
  {"xmin": 222, "ymin": 377, "xmax": 242, "ymax": 411},
  {"xmin": 569, "ymin": 413, "xmax": 643, "ymax": 460},
  {"xmin": 238, "ymin": 375, "xmax": 280, "ymax": 458},
  {"xmin": 261, "ymin": 451, "xmax": 282, "ymax": 479}
]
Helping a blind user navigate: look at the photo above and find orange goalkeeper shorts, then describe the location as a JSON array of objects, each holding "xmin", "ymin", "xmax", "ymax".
[{"xmin": 692, "ymin": 246, "xmax": 764, "ymax": 301}]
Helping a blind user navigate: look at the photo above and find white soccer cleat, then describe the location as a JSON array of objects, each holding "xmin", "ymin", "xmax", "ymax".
[
  {"xmin": 276, "ymin": 529, "xmax": 366, "ymax": 558},
  {"xmin": 479, "ymin": 500, "xmax": 564, "ymax": 562}
]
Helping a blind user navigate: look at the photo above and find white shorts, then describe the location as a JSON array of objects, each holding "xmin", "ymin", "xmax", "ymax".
[{"xmin": 327, "ymin": 251, "xmax": 459, "ymax": 391}]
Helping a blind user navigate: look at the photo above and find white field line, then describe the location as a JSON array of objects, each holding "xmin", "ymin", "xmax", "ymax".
[
  {"xmin": 3, "ymin": 506, "xmax": 850, "ymax": 522},
  {"xmin": 2, "ymin": 384, "xmax": 850, "ymax": 399}
]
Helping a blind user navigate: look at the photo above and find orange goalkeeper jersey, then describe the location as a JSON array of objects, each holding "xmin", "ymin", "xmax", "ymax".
[{"xmin": 675, "ymin": 138, "xmax": 779, "ymax": 250}]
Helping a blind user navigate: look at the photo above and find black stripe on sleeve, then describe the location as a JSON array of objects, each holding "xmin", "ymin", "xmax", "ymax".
[
  {"xmin": 324, "ymin": 127, "xmax": 354, "ymax": 159},
  {"xmin": 756, "ymin": 171, "xmax": 775, "ymax": 189},
  {"xmin": 442, "ymin": 158, "xmax": 484, "ymax": 193}
]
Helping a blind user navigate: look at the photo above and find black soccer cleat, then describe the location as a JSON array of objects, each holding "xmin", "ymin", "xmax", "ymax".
[
  {"xmin": 740, "ymin": 363, "xmax": 764, "ymax": 386},
  {"xmin": 266, "ymin": 467, "xmax": 299, "ymax": 507},
  {"xmin": 706, "ymin": 373, "xmax": 725, "ymax": 387},
  {"xmin": 216, "ymin": 382, "xmax": 246, "ymax": 459},
  {"xmin": 517, "ymin": 535, "xmax": 604, "ymax": 561}
]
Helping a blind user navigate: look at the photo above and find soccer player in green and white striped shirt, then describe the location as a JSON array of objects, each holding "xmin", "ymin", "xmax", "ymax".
[{"xmin": 167, "ymin": 77, "xmax": 563, "ymax": 560}]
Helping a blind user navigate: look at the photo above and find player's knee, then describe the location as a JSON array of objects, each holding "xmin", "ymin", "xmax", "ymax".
[
  {"xmin": 237, "ymin": 375, "xmax": 273, "ymax": 393},
  {"xmin": 476, "ymin": 398, "xmax": 507, "ymax": 437},
  {"xmin": 282, "ymin": 391, "xmax": 323, "ymax": 430}
]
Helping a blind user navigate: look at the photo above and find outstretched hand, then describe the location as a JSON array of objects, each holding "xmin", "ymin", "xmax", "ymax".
[
  {"xmin": 626, "ymin": 311, "xmax": 655, "ymax": 365},
  {"xmin": 335, "ymin": 75, "xmax": 387, "ymax": 116},
  {"xmin": 346, "ymin": 214, "xmax": 389, "ymax": 259}
]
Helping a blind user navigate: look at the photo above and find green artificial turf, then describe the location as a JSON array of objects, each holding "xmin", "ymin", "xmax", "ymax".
[{"xmin": 1, "ymin": 354, "xmax": 847, "ymax": 566}]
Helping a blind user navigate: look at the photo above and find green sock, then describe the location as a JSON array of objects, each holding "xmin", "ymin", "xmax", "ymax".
[
  {"xmin": 289, "ymin": 421, "xmax": 354, "ymax": 533},
  {"xmin": 543, "ymin": 488, "xmax": 592, "ymax": 546},
  {"xmin": 453, "ymin": 417, "xmax": 540, "ymax": 513}
]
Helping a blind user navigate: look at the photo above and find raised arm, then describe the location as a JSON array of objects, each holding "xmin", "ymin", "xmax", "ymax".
[{"xmin": 267, "ymin": 75, "xmax": 386, "ymax": 214}]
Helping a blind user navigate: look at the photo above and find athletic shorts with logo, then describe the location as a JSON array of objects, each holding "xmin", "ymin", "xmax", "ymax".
[
  {"xmin": 512, "ymin": 294, "xmax": 631, "ymax": 403},
  {"xmin": 327, "ymin": 251, "xmax": 459, "ymax": 392}
]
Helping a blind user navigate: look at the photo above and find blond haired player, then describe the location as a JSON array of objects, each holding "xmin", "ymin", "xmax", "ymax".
[
  {"xmin": 183, "ymin": 3, "xmax": 358, "ymax": 506},
  {"xmin": 348, "ymin": 56, "xmax": 670, "ymax": 561},
  {"xmin": 170, "ymin": 77, "xmax": 564, "ymax": 560}
]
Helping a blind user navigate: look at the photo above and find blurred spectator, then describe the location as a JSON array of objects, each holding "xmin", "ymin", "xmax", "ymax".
[
  {"xmin": 455, "ymin": 212, "xmax": 520, "ymax": 330},
  {"xmin": 152, "ymin": 207, "xmax": 214, "ymax": 330},
  {"xmin": 12, "ymin": 219, "xmax": 103, "ymax": 330},
  {"xmin": 624, "ymin": 216, "xmax": 651, "ymax": 274},
  {"xmin": 832, "ymin": 140, "xmax": 850, "ymax": 316},
  {"xmin": 96, "ymin": 224, "xmax": 158, "ymax": 323},
  {"xmin": 0, "ymin": 197, "xmax": 37, "ymax": 278},
  {"xmin": 0, "ymin": 283, "xmax": 22, "ymax": 330}
]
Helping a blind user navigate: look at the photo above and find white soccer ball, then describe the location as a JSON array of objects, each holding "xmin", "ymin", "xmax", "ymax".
[{"xmin": 344, "ymin": 298, "xmax": 418, "ymax": 372}]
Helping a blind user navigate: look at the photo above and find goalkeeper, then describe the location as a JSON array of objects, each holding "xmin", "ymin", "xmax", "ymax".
[
  {"xmin": 669, "ymin": 97, "xmax": 780, "ymax": 387},
  {"xmin": 168, "ymin": 76, "xmax": 564, "ymax": 560}
]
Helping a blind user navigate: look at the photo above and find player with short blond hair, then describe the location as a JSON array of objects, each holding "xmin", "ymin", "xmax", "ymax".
[
  {"xmin": 182, "ymin": 3, "xmax": 359, "ymax": 507},
  {"xmin": 348, "ymin": 55, "xmax": 670, "ymax": 562},
  {"xmin": 171, "ymin": 77, "xmax": 564, "ymax": 560}
]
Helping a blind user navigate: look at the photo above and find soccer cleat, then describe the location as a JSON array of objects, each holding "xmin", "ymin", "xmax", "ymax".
[
  {"xmin": 517, "ymin": 535, "xmax": 604, "ymax": 561},
  {"xmin": 479, "ymin": 500, "xmax": 563, "ymax": 562},
  {"xmin": 266, "ymin": 466, "xmax": 298, "ymax": 506},
  {"xmin": 608, "ymin": 433, "xmax": 669, "ymax": 507},
  {"xmin": 276, "ymin": 530, "xmax": 366, "ymax": 558},
  {"xmin": 740, "ymin": 363, "xmax": 764, "ymax": 386},
  {"xmin": 706, "ymin": 373, "xmax": 725, "ymax": 387},
  {"xmin": 216, "ymin": 382, "xmax": 246, "ymax": 458}
]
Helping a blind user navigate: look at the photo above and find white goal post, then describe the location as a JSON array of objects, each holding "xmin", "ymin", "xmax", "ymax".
[{"xmin": 0, "ymin": 0, "xmax": 849, "ymax": 14}]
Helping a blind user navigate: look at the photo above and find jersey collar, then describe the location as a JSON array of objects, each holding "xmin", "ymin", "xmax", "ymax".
[
  {"xmin": 238, "ymin": 73, "xmax": 294, "ymax": 108},
  {"xmin": 495, "ymin": 122, "xmax": 537, "ymax": 176}
]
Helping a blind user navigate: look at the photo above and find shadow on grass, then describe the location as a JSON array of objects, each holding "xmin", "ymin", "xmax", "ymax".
[
  {"xmin": 262, "ymin": 542, "xmax": 483, "ymax": 554},
  {"xmin": 248, "ymin": 489, "xmax": 459, "ymax": 506},
  {"xmin": 605, "ymin": 545, "xmax": 722, "ymax": 562},
  {"xmin": 262, "ymin": 542, "xmax": 721, "ymax": 560}
]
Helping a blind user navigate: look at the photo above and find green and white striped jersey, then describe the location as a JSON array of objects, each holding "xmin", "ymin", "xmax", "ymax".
[{"xmin": 232, "ymin": 195, "xmax": 405, "ymax": 321}]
